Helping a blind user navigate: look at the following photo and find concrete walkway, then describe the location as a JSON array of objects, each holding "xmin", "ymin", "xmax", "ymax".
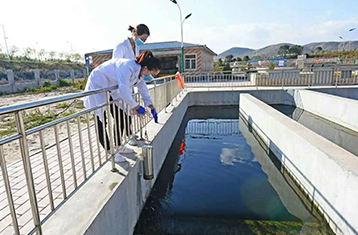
[{"xmin": 0, "ymin": 124, "xmax": 106, "ymax": 235}]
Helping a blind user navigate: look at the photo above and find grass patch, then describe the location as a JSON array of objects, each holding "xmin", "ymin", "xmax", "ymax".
[
  {"xmin": 0, "ymin": 129, "xmax": 16, "ymax": 137},
  {"xmin": 57, "ymin": 102, "xmax": 70, "ymax": 109},
  {"xmin": 58, "ymin": 77, "xmax": 71, "ymax": 87}
]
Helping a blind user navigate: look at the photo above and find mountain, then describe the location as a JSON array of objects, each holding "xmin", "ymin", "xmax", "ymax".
[
  {"xmin": 215, "ymin": 41, "xmax": 358, "ymax": 60},
  {"xmin": 215, "ymin": 47, "xmax": 254, "ymax": 60}
]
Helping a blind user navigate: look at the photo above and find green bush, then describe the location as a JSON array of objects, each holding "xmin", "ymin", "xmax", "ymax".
[{"xmin": 59, "ymin": 77, "xmax": 71, "ymax": 87}]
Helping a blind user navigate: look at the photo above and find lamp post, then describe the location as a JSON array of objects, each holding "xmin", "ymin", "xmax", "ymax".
[
  {"xmin": 169, "ymin": 0, "xmax": 192, "ymax": 75},
  {"xmin": 339, "ymin": 36, "xmax": 345, "ymax": 62},
  {"xmin": 1, "ymin": 24, "xmax": 10, "ymax": 60},
  {"xmin": 348, "ymin": 28, "xmax": 356, "ymax": 51}
]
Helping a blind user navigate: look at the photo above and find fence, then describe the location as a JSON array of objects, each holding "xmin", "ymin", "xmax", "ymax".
[
  {"xmin": 0, "ymin": 75, "xmax": 183, "ymax": 235},
  {"xmin": 184, "ymin": 67, "xmax": 358, "ymax": 88},
  {"xmin": 0, "ymin": 69, "xmax": 88, "ymax": 94}
]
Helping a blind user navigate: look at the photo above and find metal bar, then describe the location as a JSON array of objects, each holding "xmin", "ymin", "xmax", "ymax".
[
  {"xmin": 0, "ymin": 85, "xmax": 118, "ymax": 116},
  {"xmin": 15, "ymin": 111, "xmax": 42, "ymax": 235},
  {"xmin": 93, "ymin": 113, "xmax": 102, "ymax": 165},
  {"xmin": 0, "ymin": 145, "xmax": 21, "ymax": 235},
  {"xmin": 101, "ymin": 107, "xmax": 108, "ymax": 159},
  {"xmin": 66, "ymin": 120, "xmax": 77, "ymax": 189},
  {"xmin": 106, "ymin": 91, "xmax": 116, "ymax": 172},
  {"xmin": 77, "ymin": 116, "xmax": 87, "ymax": 179},
  {"xmin": 54, "ymin": 124, "xmax": 67, "ymax": 199},
  {"xmin": 26, "ymin": 104, "xmax": 107, "ymax": 136},
  {"xmin": 39, "ymin": 130, "xmax": 55, "ymax": 211},
  {"xmin": 117, "ymin": 103, "xmax": 123, "ymax": 145},
  {"xmin": 0, "ymin": 133, "xmax": 22, "ymax": 146},
  {"xmin": 86, "ymin": 113, "xmax": 95, "ymax": 173},
  {"xmin": 112, "ymin": 103, "xmax": 119, "ymax": 149}
]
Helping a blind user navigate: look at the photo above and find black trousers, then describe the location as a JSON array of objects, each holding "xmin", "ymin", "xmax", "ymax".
[{"xmin": 97, "ymin": 104, "xmax": 132, "ymax": 151}]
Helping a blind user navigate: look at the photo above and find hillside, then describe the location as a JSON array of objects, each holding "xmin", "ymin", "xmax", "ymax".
[
  {"xmin": 0, "ymin": 60, "xmax": 86, "ymax": 72},
  {"xmin": 215, "ymin": 47, "xmax": 255, "ymax": 60},
  {"xmin": 216, "ymin": 40, "xmax": 358, "ymax": 60}
]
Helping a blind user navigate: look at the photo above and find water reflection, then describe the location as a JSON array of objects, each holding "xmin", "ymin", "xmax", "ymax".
[{"xmin": 134, "ymin": 106, "xmax": 332, "ymax": 235}]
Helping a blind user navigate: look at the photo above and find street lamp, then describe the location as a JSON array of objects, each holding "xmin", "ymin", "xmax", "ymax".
[
  {"xmin": 339, "ymin": 36, "xmax": 345, "ymax": 62},
  {"xmin": 348, "ymin": 28, "xmax": 356, "ymax": 51},
  {"xmin": 0, "ymin": 24, "xmax": 10, "ymax": 60},
  {"xmin": 169, "ymin": 0, "xmax": 192, "ymax": 74}
]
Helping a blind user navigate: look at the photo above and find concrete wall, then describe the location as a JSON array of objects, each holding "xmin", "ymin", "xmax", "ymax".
[
  {"xmin": 0, "ymin": 69, "xmax": 86, "ymax": 93},
  {"xmin": 291, "ymin": 89, "xmax": 358, "ymax": 132},
  {"xmin": 240, "ymin": 93, "xmax": 358, "ymax": 235},
  {"xmin": 311, "ymin": 87, "xmax": 358, "ymax": 101}
]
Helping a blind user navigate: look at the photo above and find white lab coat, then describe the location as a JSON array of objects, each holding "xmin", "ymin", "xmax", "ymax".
[
  {"xmin": 83, "ymin": 59, "xmax": 152, "ymax": 120},
  {"xmin": 112, "ymin": 38, "xmax": 139, "ymax": 60}
]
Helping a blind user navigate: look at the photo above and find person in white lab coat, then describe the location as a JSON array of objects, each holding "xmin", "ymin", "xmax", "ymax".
[
  {"xmin": 112, "ymin": 24, "xmax": 150, "ymax": 60},
  {"xmin": 84, "ymin": 50, "xmax": 160, "ymax": 162},
  {"xmin": 112, "ymin": 24, "xmax": 150, "ymax": 147}
]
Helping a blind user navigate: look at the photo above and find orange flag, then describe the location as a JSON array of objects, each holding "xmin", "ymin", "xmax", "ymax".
[{"xmin": 176, "ymin": 72, "xmax": 184, "ymax": 89}]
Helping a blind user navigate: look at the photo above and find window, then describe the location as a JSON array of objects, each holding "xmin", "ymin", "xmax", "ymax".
[{"xmin": 185, "ymin": 54, "xmax": 196, "ymax": 70}]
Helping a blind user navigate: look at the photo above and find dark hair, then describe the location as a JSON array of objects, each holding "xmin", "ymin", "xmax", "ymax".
[
  {"xmin": 128, "ymin": 24, "xmax": 150, "ymax": 36},
  {"xmin": 136, "ymin": 51, "xmax": 161, "ymax": 70}
]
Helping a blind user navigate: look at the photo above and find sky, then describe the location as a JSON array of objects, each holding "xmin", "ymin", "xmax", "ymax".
[{"xmin": 0, "ymin": 0, "xmax": 357, "ymax": 57}]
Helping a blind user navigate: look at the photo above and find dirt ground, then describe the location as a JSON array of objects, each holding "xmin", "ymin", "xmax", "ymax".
[{"xmin": 0, "ymin": 89, "xmax": 87, "ymax": 165}]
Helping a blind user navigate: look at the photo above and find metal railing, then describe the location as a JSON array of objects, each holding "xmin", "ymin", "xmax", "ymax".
[
  {"xmin": 0, "ymin": 74, "xmax": 183, "ymax": 235},
  {"xmin": 184, "ymin": 68, "xmax": 358, "ymax": 88}
]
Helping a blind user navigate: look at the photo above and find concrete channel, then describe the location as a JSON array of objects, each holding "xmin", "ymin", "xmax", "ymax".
[{"xmin": 42, "ymin": 87, "xmax": 358, "ymax": 235}]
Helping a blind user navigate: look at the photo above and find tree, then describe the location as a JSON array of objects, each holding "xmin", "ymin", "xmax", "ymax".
[
  {"xmin": 289, "ymin": 45, "xmax": 303, "ymax": 55},
  {"xmin": 38, "ymin": 49, "xmax": 46, "ymax": 61},
  {"xmin": 49, "ymin": 51, "xmax": 56, "ymax": 60},
  {"xmin": 315, "ymin": 46, "xmax": 323, "ymax": 53},
  {"xmin": 71, "ymin": 53, "xmax": 82, "ymax": 63},
  {"xmin": 9, "ymin": 46, "xmax": 19, "ymax": 60},
  {"xmin": 223, "ymin": 62, "xmax": 231, "ymax": 74},
  {"xmin": 236, "ymin": 57, "xmax": 242, "ymax": 61},
  {"xmin": 278, "ymin": 45, "xmax": 290, "ymax": 56},
  {"xmin": 225, "ymin": 54, "xmax": 234, "ymax": 62},
  {"xmin": 268, "ymin": 62, "xmax": 275, "ymax": 70},
  {"xmin": 243, "ymin": 55, "xmax": 250, "ymax": 61},
  {"xmin": 218, "ymin": 58, "xmax": 224, "ymax": 66},
  {"xmin": 213, "ymin": 61, "xmax": 222, "ymax": 73}
]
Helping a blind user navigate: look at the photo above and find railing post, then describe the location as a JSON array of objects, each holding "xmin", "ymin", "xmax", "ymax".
[
  {"xmin": 106, "ymin": 91, "xmax": 117, "ymax": 172},
  {"xmin": 6, "ymin": 69, "xmax": 15, "ymax": 93},
  {"xmin": 15, "ymin": 111, "xmax": 42, "ymax": 234},
  {"xmin": 0, "ymin": 146, "xmax": 20, "ymax": 235},
  {"xmin": 54, "ymin": 69, "xmax": 59, "ymax": 82},
  {"xmin": 33, "ymin": 69, "xmax": 41, "ymax": 87},
  {"xmin": 164, "ymin": 78, "xmax": 167, "ymax": 113}
]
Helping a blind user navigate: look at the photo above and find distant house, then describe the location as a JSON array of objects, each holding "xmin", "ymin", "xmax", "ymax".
[{"xmin": 84, "ymin": 41, "xmax": 217, "ymax": 75}]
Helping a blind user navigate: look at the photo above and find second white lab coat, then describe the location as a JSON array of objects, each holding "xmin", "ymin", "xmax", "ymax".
[
  {"xmin": 112, "ymin": 38, "xmax": 139, "ymax": 60},
  {"xmin": 83, "ymin": 59, "xmax": 152, "ymax": 120}
]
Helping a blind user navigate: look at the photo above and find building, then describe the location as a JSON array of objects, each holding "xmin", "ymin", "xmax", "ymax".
[{"xmin": 84, "ymin": 41, "xmax": 217, "ymax": 75}]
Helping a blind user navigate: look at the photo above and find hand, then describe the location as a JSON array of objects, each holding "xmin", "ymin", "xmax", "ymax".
[
  {"xmin": 136, "ymin": 106, "xmax": 146, "ymax": 115},
  {"xmin": 151, "ymin": 109, "xmax": 158, "ymax": 123}
]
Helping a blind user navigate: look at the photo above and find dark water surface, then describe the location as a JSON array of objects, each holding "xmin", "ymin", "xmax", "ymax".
[{"xmin": 134, "ymin": 106, "xmax": 333, "ymax": 235}]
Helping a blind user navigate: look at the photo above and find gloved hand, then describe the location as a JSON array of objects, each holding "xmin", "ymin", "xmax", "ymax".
[
  {"xmin": 151, "ymin": 109, "xmax": 158, "ymax": 123},
  {"xmin": 136, "ymin": 106, "xmax": 146, "ymax": 115}
]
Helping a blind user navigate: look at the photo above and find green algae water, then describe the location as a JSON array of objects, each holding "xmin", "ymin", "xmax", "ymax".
[{"xmin": 134, "ymin": 106, "xmax": 333, "ymax": 235}]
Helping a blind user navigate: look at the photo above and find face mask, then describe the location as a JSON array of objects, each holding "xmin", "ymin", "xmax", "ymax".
[
  {"xmin": 143, "ymin": 74, "xmax": 154, "ymax": 82},
  {"xmin": 135, "ymin": 38, "xmax": 144, "ymax": 46}
]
